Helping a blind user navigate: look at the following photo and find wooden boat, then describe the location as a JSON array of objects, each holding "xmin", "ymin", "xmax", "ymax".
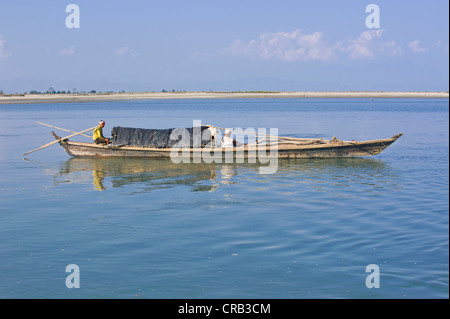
[{"xmin": 51, "ymin": 131, "xmax": 403, "ymax": 159}]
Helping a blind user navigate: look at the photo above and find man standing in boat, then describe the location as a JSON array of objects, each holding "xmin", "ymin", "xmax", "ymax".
[{"xmin": 93, "ymin": 120, "xmax": 110, "ymax": 145}]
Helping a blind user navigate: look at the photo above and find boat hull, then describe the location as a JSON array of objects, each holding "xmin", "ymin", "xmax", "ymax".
[{"xmin": 54, "ymin": 133, "xmax": 403, "ymax": 159}]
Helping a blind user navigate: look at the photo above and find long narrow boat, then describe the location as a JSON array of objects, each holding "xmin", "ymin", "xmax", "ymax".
[{"xmin": 51, "ymin": 131, "xmax": 403, "ymax": 159}]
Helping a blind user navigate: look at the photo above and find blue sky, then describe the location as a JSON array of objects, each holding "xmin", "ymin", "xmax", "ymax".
[{"xmin": 0, "ymin": 0, "xmax": 448, "ymax": 93}]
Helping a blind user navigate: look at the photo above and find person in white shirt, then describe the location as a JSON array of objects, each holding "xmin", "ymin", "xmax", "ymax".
[{"xmin": 221, "ymin": 129, "xmax": 236, "ymax": 147}]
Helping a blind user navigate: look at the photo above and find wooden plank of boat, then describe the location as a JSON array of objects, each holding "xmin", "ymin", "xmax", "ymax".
[{"xmin": 51, "ymin": 131, "xmax": 403, "ymax": 159}]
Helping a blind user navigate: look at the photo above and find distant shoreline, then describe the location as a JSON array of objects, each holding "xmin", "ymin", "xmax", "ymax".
[{"xmin": 0, "ymin": 91, "xmax": 448, "ymax": 104}]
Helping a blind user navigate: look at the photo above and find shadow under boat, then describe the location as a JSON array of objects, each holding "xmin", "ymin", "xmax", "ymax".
[{"xmin": 53, "ymin": 156, "xmax": 396, "ymax": 192}]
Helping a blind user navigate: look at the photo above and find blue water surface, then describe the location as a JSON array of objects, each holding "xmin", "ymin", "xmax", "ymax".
[{"xmin": 0, "ymin": 98, "xmax": 448, "ymax": 298}]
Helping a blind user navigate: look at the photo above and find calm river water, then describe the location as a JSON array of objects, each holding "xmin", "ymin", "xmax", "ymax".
[{"xmin": 0, "ymin": 98, "xmax": 448, "ymax": 298}]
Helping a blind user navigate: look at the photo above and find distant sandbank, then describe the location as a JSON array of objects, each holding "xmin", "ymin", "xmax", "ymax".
[{"xmin": 0, "ymin": 91, "xmax": 448, "ymax": 104}]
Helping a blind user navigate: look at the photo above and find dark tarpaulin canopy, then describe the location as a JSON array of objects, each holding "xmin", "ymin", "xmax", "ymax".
[{"xmin": 110, "ymin": 126, "xmax": 212, "ymax": 148}]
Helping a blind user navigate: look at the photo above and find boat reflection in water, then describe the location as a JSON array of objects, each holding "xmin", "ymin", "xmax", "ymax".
[
  {"xmin": 55, "ymin": 158, "xmax": 238, "ymax": 192},
  {"xmin": 54, "ymin": 157, "xmax": 397, "ymax": 194}
]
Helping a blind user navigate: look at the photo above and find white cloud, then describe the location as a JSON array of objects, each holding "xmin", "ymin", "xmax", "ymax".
[
  {"xmin": 381, "ymin": 41, "xmax": 403, "ymax": 56},
  {"xmin": 0, "ymin": 36, "xmax": 10, "ymax": 59},
  {"xmin": 58, "ymin": 45, "xmax": 75, "ymax": 56},
  {"xmin": 337, "ymin": 29, "xmax": 384, "ymax": 59},
  {"xmin": 199, "ymin": 29, "xmax": 404, "ymax": 62},
  {"xmin": 223, "ymin": 29, "xmax": 336, "ymax": 62},
  {"xmin": 116, "ymin": 46, "xmax": 137, "ymax": 58},
  {"xmin": 409, "ymin": 40, "xmax": 427, "ymax": 53}
]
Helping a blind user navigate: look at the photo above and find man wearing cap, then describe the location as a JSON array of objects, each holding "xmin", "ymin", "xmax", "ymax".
[{"xmin": 93, "ymin": 120, "xmax": 110, "ymax": 145}]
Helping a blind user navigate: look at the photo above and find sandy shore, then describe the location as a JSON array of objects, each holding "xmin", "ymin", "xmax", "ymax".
[{"xmin": 0, "ymin": 91, "xmax": 448, "ymax": 104}]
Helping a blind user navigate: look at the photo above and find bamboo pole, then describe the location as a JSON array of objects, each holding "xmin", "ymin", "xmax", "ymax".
[
  {"xmin": 205, "ymin": 124, "xmax": 324, "ymax": 142},
  {"xmin": 23, "ymin": 126, "xmax": 97, "ymax": 156},
  {"xmin": 36, "ymin": 121, "xmax": 91, "ymax": 138}
]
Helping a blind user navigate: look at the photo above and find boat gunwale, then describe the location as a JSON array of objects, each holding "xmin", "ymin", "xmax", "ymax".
[{"xmin": 61, "ymin": 133, "xmax": 403, "ymax": 152}]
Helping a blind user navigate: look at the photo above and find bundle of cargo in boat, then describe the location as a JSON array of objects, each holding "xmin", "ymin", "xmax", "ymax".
[{"xmin": 110, "ymin": 126, "xmax": 212, "ymax": 148}]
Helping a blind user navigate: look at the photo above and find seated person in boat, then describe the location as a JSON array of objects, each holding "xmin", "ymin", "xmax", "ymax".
[
  {"xmin": 221, "ymin": 129, "xmax": 237, "ymax": 147},
  {"xmin": 93, "ymin": 120, "xmax": 110, "ymax": 145}
]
